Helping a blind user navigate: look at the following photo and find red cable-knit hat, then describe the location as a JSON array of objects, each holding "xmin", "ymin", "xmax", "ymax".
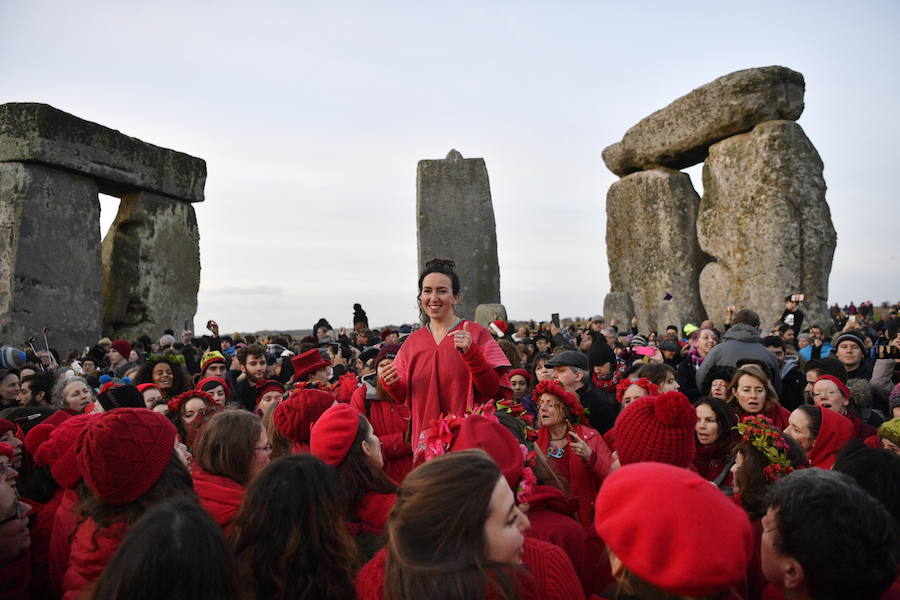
[
  {"xmin": 615, "ymin": 391, "xmax": 696, "ymax": 467},
  {"xmin": 24, "ymin": 423, "xmax": 55, "ymax": 458},
  {"xmin": 35, "ymin": 413, "xmax": 101, "ymax": 489},
  {"xmin": 273, "ymin": 388, "xmax": 335, "ymax": 445},
  {"xmin": 310, "ymin": 403, "xmax": 361, "ymax": 467},
  {"xmin": 76, "ymin": 408, "xmax": 176, "ymax": 505},
  {"xmin": 594, "ymin": 462, "xmax": 753, "ymax": 597}
]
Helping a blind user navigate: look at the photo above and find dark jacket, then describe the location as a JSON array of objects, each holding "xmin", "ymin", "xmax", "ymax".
[
  {"xmin": 695, "ymin": 324, "xmax": 782, "ymax": 391},
  {"xmin": 577, "ymin": 384, "xmax": 617, "ymax": 434}
]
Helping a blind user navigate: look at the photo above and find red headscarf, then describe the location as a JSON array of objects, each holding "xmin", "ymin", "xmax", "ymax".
[{"xmin": 808, "ymin": 407, "xmax": 854, "ymax": 469}]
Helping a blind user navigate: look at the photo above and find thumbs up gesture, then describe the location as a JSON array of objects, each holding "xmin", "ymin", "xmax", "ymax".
[{"xmin": 454, "ymin": 321, "xmax": 473, "ymax": 354}]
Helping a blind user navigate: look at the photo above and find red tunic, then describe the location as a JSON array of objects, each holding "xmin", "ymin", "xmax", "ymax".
[
  {"xmin": 350, "ymin": 385, "xmax": 413, "ymax": 483},
  {"xmin": 536, "ymin": 424, "xmax": 613, "ymax": 527},
  {"xmin": 62, "ymin": 519, "xmax": 128, "ymax": 600},
  {"xmin": 355, "ymin": 537, "xmax": 583, "ymax": 600},
  {"xmin": 385, "ymin": 321, "xmax": 510, "ymax": 447},
  {"xmin": 192, "ymin": 466, "xmax": 246, "ymax": 536}
]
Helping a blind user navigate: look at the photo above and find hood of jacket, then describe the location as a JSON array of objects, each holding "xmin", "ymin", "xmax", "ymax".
[{"xmin": 722, "ymin": 323, "xmax": 762, "ymax": 344}]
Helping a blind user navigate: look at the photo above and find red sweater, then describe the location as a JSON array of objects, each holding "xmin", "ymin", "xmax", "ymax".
[
  {"xmin": 355, "ymin": 537, "xmax": 583, "ymax": 600},
  {"xmin": 62, "ymin": 519, "xmax": 127, "ymax": 600},
  {"xmin": 192, "ymin": 466, "xmax": 246, "ymax": 536},
  {"xmin": 350, "ymin": 385, "xmax": 413, "ymax": 483}
]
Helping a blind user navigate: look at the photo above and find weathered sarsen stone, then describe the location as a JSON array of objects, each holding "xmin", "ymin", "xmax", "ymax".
[
  {"xmin": 417, "ymin": 150, "xmax": 500, "ymax": 320},
  {"xmin": 0, "ymin": 103, "xmax": 206, "ymax": 202},
  {"xmin": 603, "ymin": 67, "xmax": 805, "ymax": 176},
  {"xmin": 0, "ymin": 163, "xmax": 102, "ymax": 351},
  {"xmin": 605, "ymin": 168, "xmax": 708, "ymax": 333},
  {"xmin": 697, "ymin": 120, "xmax": 835, "ymax": 330},
  {"xmin": 102, "ymin": 191, "xmax": 200, "ymax": 340},
  {"xmin": 602, "ymin": 292, "xmax": 635, "ymax": 330},
  {"xmin": 474, "ymin": 303, "xmax": 507, "ymax": 330}
]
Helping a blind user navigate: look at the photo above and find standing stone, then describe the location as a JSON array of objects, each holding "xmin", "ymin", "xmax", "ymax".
[
  {"xmin": 605, "ymin": 168, "xmax": 708, "ymax": 333},
  {"xmin": 602, "ymin": 292, "xmax": 635, "ymax": 330},
  {"xmin": 102, "ymin": 192, "xmax": 200, "ymax": 340},
  {"xmin": 417, "ymin": 150, "xmax": 500, "ymax": 320},
  {"xmin": 602, "ymin": 66, "xmax": 805, "ymax": 176},
  {"xmin": 0, "ymin": 163, "xmax": 101, "ymax": 352},
  {"xmin": 474, "ymin": 303, "xmax": 508, "ymax": 330},
  {"xmin": 698, "ymin": 120, "xmax": 835, "ymax": 330}
]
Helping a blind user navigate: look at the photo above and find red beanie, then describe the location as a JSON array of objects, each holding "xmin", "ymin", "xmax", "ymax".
[
  {"xmin": 25, "ymin": 423, "xmax": 55, "ymax": 458},
  {"xmin": 110, "ymin": 339, "xmax": 132, "ymax": 358},
  {"xmin": 615, "ymin": 391, "xmax": 696, "ymax": 468},
  {"xmin": 36, "ymin": 413, "xmax": 101, "ymax": 489},
  {"xmin": 449, "ymin": 414, "xmax": 523, "ymax": 490},
  {"xmin": 76, "ymin": 408, "xmax": 177, "ymax": 505},
  {"xmin": 814, "ymin": 374, "xmax": 851, "ymax": 401},
  {"xmin": 0, "ymin": 442, "xmax": 12, "ymax": 462},
  {"xmin": 508, "ymin": 368, "xmax": 532, "ymax": 385},
  {"xmin": 274, "ymin": 388, "xmax": 335, "ymax": 445},
  {"xmin": 195, "ymin": 377, "xmax": 231, "ymax": 400},
  {"xmin": 310, "ymin": 403, "xmax": 361, "ymax": 467},
  {"xmin": 594, "ymin": 462, "xmax": 752, "ymax": 597},
  {"xmin": 255, "ymin": 379, "xmax": 285, "ymax": 406}
]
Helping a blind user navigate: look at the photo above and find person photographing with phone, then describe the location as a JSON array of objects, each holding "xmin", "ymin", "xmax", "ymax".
[{"xmin": 533, "ymin": 379, "xmax": 612, "ymax": 527}]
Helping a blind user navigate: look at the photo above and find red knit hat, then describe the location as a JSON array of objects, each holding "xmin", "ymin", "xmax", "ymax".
[
  {"xmin": 255, "ymin": 379, "xmax": 285, "ymax": 406},
  {"xmin": 615, "ymin": 391, "xmax": 696, "ymax": 468},
  {"xmin": 508, "ymin": 368, "xmax": 533, "ymax": 385},
  {"xmin": 195, "ymin": 376, "xmax": 231, "ymax": 401},
  {"xmin": 532, "ymin": 380, "xmax": 586, "ymax": 424},
  {"xmin": 0, "ymin": 442, "xmax": 12, "ymax": 462},
  {"xmin": 814, "ymin": 374, "xmax": 851, "ymax": 401},
  {"xmin": 76, "ymin": 408, "xmax": 176, "ymax": 505},
  {"xmin": 290, "ymin": 348, "xmax": 330, "ymax": 382},
  {"xmin": 273, "ymin": 388, "xmax": 335, "ymax": 445},
  {"xmin": 25, "ymin": 423, "xmax": 55, "ymax": 458},
  {"xmin": 110, "ymin": 339, "xmax": 132, "ymax": 358},
  {"xmin": 36, "ymin": 413, "xmax": 101, "ymax": 489},
  {"xmin": 614, "ymin": 377, "xmax": 659, "ymax": 405},
  {"xmin": 594, "ymin": 462, "xmax": 753, "ymax": 597},
  {"xmin": 167, "ymin": 389, "xmax": 217, "ymax": 415},
  {"xmin": 310, "ymin": 403, "xmax": 361, "ymax": 467},
  {"xmin": 449, "ymin": 414, "xmax": 523, "ymax": 490}
]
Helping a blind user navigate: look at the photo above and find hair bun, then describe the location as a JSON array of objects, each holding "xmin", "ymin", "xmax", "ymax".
[
  {"xmin": 424, "ymin": 258, "xmax": 456, "ymax": 271},
  {"xmin": 655, "ymin": 391, "xmax": 694, "ymax": 427}
]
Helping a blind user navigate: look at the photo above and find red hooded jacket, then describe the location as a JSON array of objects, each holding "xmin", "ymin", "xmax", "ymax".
[{"xmin": 191, "ymin": 466, "xmax": 246, "ymax": 535}]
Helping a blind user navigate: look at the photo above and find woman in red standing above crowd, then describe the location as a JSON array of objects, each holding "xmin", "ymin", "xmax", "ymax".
[{"xmin": 380, "ymin": 259, "xmax": 510, "ymax": 446}]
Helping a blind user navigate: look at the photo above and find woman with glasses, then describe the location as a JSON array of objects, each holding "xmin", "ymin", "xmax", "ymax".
[{"xmin": 192, "ymin": 410, "xmax": 270, "ymax": 535}]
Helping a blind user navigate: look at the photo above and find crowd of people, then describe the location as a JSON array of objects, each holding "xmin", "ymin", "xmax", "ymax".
[{"xmin": 0, "ymin": 258, "xmax": 898, "ymax": 599}]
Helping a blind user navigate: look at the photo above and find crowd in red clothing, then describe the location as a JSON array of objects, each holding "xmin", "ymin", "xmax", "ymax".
[{"xmin": 1, "ymin": 259, "xmax": 899, "ymax": 600}]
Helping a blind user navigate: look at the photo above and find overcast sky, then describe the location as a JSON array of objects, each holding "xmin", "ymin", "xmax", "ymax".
[{"xmin": 3, "ymin": 1, "xmax": 898, "ymax": 332}]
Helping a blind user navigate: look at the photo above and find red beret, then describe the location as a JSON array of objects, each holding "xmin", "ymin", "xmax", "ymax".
[
  {"xmin": 508, "ymin": 368, "xmax": 532, "ymax": 385},
  {"xmin": 310, "ymin": 404, "xmax": 361, "ymax": 467},
  {"xmin": 450, "ymin": 414, "xmax": 522, "ymax": 490},
  {"xmin": 273, "ymin": 388, "xmax": 335, "ymax": 445},
  {"xmin": 76, "ymin": 408, "xmax": 176, "ymax": 505},
  {"xmin": 615, "ymin": 391, "xmax": 696, "ymax": 468},
  {"xmin": 595, "ymin": 462, "xmax": 752, "ymax": 596}
]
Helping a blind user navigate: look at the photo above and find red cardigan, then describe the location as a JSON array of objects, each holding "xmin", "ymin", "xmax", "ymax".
[
  {"xmin": 192, "ymin": 466, "xmax": 246, "ymax": 536},
  {"xmin": 350, "ymin": 385, "xmax": 413, "ymax": 483},
  {"xmin": 62, "ymin": 519, "xmax": 127, "ymax": 600},
  {"xmin": 355, "ymin": 537, "xmax": 583, "ymax": 600}
]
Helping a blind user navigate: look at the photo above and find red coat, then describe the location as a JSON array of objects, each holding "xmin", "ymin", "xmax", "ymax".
[
  {"xmin": 192, "ymin": 466, "xmax": 246, "ymax": 535},
  {"xmin": 62, "ymin": 519, "xmax": 127, "ymax": 600},
  {"xmin": 350, "ymin": 385, "xmax": 413, "ymax": 483},
  {"xmin": 536, "ymin": 423, "xmax": 612, "ymax": 527},
  {"xmin": 49, "ymin": 488, "xmax": 80, "ymax": 598},
  {"xmin": 355, "ymin": 537, "xmax": 583, "ymax": 600},
  {"xmin": 385, "ymin": 321, "xmax": 510, "ymax": 447},
  {"xmin": 27, "ymin": 488, "xmax": 61, "ymax": 600}
]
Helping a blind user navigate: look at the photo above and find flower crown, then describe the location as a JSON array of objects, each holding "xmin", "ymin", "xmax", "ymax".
[
  {"xmin": 473, "ymin": 399, "xmax": 537, "ymax": 440},
  {"xmin": 532, "ymin": 380, "xmax": 587, "ymax": 424},
  {"xmin": 735, "ymin": 415, "xmax": 795, "ymax": 483}
]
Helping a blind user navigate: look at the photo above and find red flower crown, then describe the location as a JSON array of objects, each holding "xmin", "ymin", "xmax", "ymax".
[{"xmin": 532, "ymin": 380, "xmax": 586, "ymax": 424}]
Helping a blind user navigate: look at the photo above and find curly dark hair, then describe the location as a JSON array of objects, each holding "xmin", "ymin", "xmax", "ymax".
[{"xmin": 134, "ymin": 358, "xmax": 190, "ymax": 400}]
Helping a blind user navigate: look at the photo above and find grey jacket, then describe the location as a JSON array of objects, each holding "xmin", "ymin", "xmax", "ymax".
[{"xmin": 695, "ymin": 324, "xmax": 782, "ymax": 390}]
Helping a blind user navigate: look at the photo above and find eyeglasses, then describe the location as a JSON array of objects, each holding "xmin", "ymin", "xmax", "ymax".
[
  {"xmin": 0, "ymin": 488, "xmax": 21, "ymax": 526},
  {"xmin": 255, "ymin": 445, "xmax": 273, "ymax": 453}
]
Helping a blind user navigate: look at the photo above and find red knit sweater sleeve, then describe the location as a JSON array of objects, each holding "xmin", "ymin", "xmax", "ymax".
[
  {"xmin": 523, "ymin": 537, "xmax": 586, "ymax": 600},
  {"xmin": 460, "ymin": 341, "xmax": 501, "ymax": 403},
  {"xmin": 355, "ymin": 548, "xmax": 387, "ymax": 600}
]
